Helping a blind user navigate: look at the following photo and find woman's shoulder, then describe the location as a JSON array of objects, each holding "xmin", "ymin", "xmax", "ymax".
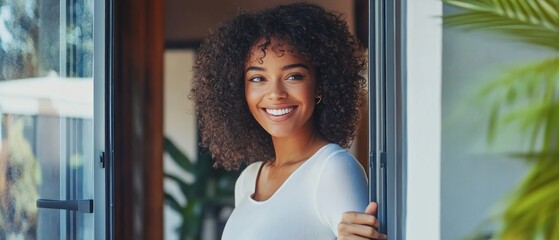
[
  {"xmin": 315, "ymin": 143, "xmax": 365, "ymax": 177},
  {"xmin": 319, "ymin": 144, "xmax": 359, "ymax": 164},
  {"xmin": 234, "ymin": 161, "xmax": 263, "ymax": 204},
  {"xmin": 236, "ymin": 161, "xmax": 263, "ymax": 186},
  {"xmin": 238, "ymin": 161, "xmax": 263, "ymax": 181}
]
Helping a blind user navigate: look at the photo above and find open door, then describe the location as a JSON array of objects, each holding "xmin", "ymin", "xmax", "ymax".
[{"xmin": 0, "ymin": 0, "xmax": 109, "ymax": 239}]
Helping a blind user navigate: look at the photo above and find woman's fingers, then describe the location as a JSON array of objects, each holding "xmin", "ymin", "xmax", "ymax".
[
  {"xmin": 364, "ymin": 202, "xmax": 378, "ymax": 215},
  {"xmin": 338, "ymin": 221, "xmax": 387, "ymax": 239},
  {"xmin": 338, "ymin": 202, "xmax": 387, "ymax": 239},
  {"xmin": 341, "ymin": 211, "xmax": 381, "ymax": 229}
]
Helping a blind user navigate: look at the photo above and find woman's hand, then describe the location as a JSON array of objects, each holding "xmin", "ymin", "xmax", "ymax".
[{"xmin": 338, "ymin": 202, "xmax": 387, "ymax": 239}]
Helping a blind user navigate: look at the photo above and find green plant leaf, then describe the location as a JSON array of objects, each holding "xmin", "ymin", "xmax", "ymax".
[
  {"xmin": 164, "ymin": 192, "xmax": 183, "ymax": 213},
  {"xmin": 500, "ymin": 102, "xmax": 547, "ymax": 129},
  {"xmin": 163, "ymin": 137, "xmax": 244, "ymax": 239},
  {"xmin": 508, "ymin": 178, "xmax": 559, "ymax": 215},
  {"xmin": 164, "ymin": 137, "xmax": 196, "ymax": 172},
  {"xmin": 165, "ymin": 173, "xmax": 195, "ymax": 198},
  {"xmin": 182, "ymin": 199, "xmax": 204, "ymax": 239},
  {"xmin": 487, "ymin": 103, "xmax": 500, "ymax": 144},
  {"xmin": 444, "ymin": 0, "xmax": 559, "ymax": 49},
  {"xmin": 471, "ymin": 57, "xmax": 558, "ymax": 149},
  {"xmin": 498, "ymin": 162, "xmax": 559, "ymax": 239}
]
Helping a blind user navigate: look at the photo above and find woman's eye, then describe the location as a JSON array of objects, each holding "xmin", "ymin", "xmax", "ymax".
[
  {"xmin": 249, "ymin": 76, "xmax": 264, "ymax": 82},
  {"xmin": 286, "ymin": 74, "xmax": 304, "ymax": 80}
]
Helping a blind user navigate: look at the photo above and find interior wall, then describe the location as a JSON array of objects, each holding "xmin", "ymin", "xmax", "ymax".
[
  {"xmin": 165, "ymin": 0, "xmax": 355, "ymax": 43},
  {"xmin": 163, "ymin": 50, "xmax": 198, "ymax": 240}
]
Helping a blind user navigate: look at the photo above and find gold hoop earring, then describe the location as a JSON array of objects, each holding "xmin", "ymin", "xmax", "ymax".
[{"xmin": 315, "ymin": 96, "xmax": 322, "ymax": 104}]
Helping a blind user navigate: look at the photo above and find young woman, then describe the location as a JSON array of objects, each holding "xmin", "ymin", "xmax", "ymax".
[{"xmin": 190, "ymin": 3, "xmax": 386, "ymax": 239}]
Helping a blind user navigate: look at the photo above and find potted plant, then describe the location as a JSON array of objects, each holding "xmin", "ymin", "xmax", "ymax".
[{"xmin": 163, "ymin": 137, "xmax": 242, "ymax": 240}]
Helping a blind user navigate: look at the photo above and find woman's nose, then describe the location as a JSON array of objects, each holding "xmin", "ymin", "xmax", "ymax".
[{"xmin": 266, "ymin": 80, "xmax": 287, "ymax": 100}]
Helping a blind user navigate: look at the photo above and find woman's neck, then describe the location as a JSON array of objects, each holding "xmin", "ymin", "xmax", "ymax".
[{"xmin": 270, "ymin": 126, "xmax": 328, "ymax": 167}]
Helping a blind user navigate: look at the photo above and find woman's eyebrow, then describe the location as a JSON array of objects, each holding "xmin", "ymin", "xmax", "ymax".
[
  {"xmin": 246, "ymin": 66, "xmax": 265, "ymax": 72},
  {"xmin": 282, "ymin": 63, "xmax": 309, "ymax": 71},
  {"xmin": 245, "ymin": 63, "xmax": 309, "ymax": 73}
]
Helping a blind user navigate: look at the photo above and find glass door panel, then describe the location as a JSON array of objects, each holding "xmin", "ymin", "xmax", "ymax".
[
  {"xmin": 0, "ymin": 0, "xmax": 96, "ymax": 239},
  {"xmin": 441, "ymin": 3, "xmax": 557, "ymax": 239}
]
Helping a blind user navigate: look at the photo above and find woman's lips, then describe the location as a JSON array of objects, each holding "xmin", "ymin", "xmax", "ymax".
[
  {"xmin": 265, "ymin": 107, "xmax": 294, "ymax": 116},
  {"xmin": 262, "ymin": 106, "xmax": 297, "ymax": 121}
]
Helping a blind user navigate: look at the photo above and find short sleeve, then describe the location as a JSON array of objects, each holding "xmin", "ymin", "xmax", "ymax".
[{"xmin": 314, "ymin": 151, "xmax": 368, "ymax": 236}]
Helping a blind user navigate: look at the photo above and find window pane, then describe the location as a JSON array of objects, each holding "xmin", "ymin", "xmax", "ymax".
[
  {"xmin": 441, "ymin": 3, "xmax": 557, "ymax": 239},
  {"xmin": 0, "ymin": 0, "xmax": 94, "ymax": 239}
]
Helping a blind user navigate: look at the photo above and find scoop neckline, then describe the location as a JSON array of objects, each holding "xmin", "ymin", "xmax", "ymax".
[{"xmin": 248, "ymin": 143, "xmax": 334, "ymax": 204}]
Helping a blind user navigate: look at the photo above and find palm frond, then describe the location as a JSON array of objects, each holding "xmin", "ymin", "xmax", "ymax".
[
  {"xmin": 472, "ymin": 57, "xmax": 559, "ymax": 154},
  {"xmin": 497, "ymin": 160, "xmax": 559, "ymax": 239},
  {"xmin": 444, "ymin": 3, "xmax": 559, "ymax": 238},
  {"xmin": 444, "ymin": 0, "xmax": 559, "ymax": 49}
]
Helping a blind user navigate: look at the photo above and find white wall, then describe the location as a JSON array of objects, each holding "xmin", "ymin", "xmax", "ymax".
[
  {"xmin": 405, "ymin": 1, "xmax": 442, "ymax": 239},
  {"xmin": 163, "ymin": 50, "xmax": 198, "ymax": 240}
]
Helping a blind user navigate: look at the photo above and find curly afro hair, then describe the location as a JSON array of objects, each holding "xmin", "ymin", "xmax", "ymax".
[{"xmin": 190, "ymin": 2, "xmax": 367, "ymax": 170}]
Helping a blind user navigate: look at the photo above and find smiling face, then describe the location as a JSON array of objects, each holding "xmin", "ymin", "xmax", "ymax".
[{"xmin": 244, "ymin": 38, "xmax": 318, "ymax": 139}]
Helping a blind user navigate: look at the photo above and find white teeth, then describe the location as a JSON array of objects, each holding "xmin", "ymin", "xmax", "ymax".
[{"xmin": 266, "ymin": 107, "xmax": 294, "ymax": 116}]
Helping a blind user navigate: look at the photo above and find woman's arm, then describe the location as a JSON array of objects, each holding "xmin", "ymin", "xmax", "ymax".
[{"xmin": 314, "ymin": 150, "xmax": 386, "ymax": 239}]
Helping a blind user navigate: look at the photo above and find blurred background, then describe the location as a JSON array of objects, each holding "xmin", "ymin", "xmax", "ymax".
[{"xmin": 441, "ymin": 1, "xmax": 558, "ymax": 239}]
